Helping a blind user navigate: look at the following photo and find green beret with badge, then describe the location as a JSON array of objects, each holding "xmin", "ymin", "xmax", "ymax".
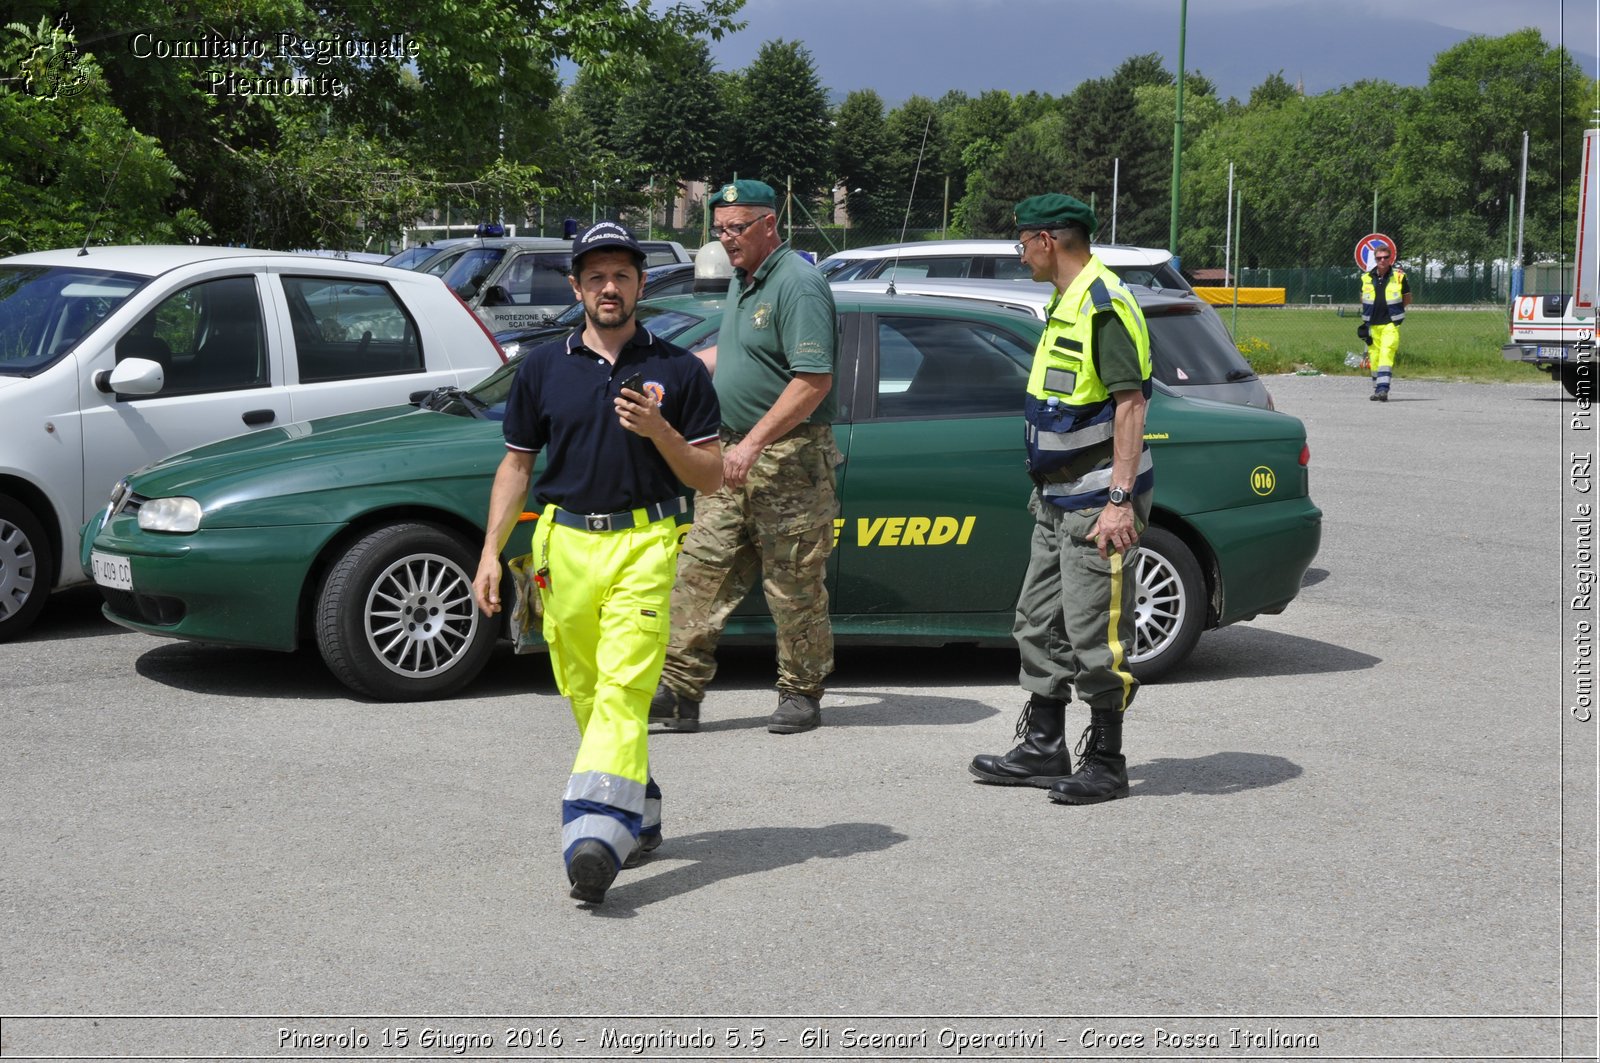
[
  {"xmin": 713, "ymin": 179, "xmax": 777, "ymax": 210},
  {"xmin": 1013, "ymin": 193, "xmax": 1098, "ymax": 236}
]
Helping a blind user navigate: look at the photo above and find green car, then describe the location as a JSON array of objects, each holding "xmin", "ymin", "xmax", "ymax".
[{"xmin": 84, "ymin": 290, "xmax": 1322, "ymax": 701}]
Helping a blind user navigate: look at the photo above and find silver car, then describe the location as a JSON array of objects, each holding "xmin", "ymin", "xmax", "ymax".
[{"xmin": 830, "ymin": 277, "xmax": 1273, "ymax": 409}]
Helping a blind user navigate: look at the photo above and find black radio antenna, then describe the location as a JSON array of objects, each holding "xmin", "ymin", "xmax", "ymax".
[
  {"xmin": 79, "ymin": 135, "xmax": 137, "ymax": 256},
  {"xmin": 885, "ymin": 111, "xmax": 934, "ymax": 296}
]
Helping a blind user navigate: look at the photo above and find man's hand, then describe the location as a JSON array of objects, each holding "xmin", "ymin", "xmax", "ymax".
[
  {"xmin": 472, "ymin": 554, "xmax": 503, "ymax": 616},
  {"xmin": 616, "ymin": 387, "xmax": 668, "ymax": 440},
  {"xmin": 1091, "ymin": 503, "xmax": 1138, "ymax": 559},
  {"xmin": 723, "ymin": 438, "xmax": 762, "ymax": 488}
]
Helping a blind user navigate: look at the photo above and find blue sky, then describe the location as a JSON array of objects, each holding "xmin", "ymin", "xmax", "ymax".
[{"xmin": 702, "ymin": 0, "xmax": 1599, "ymax": 104}]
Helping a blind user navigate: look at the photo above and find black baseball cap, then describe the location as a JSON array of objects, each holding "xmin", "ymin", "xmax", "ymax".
[{"xmin": 571, "ymin": 220, "xmax": 645, "ymax": 269}]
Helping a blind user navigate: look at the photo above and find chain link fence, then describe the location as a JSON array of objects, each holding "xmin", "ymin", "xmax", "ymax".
[{"xmin": 412, "ymin": 187, "xmax": 1560, "ymax": 385}]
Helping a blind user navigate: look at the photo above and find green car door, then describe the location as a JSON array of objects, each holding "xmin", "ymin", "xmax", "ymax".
[{"xmin": 831, "ymin": 305, "xmax": 1037, "ymax": 636}]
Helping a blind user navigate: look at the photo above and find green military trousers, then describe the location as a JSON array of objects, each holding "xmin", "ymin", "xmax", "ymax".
[
  {"xmin": 660, "ymin": 424, "xmax": 840, "ymax": 701},
  {"xmin": 1012, "ymin": 489, "xmax": 1150, "ymax": 713}
]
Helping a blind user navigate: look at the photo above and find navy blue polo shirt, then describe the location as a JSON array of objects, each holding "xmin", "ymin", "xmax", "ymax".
[{"xmin": 502, "ymin": 326, "xmax": 721, "ymax": 514}]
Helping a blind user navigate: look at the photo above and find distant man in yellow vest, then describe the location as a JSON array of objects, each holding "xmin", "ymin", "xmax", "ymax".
[
  {"xmin": 1361, "ymin": 247, "xmax": 1411, "ymax": 401},
  {"xmin": 969, "ymin": 193, "xmax": 1153, "ymax": 805}
]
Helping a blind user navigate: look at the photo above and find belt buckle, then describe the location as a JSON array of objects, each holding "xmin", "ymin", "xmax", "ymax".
[{"xmin": 586, "ymin": 514, "xmax": 610, "ymax": 532}]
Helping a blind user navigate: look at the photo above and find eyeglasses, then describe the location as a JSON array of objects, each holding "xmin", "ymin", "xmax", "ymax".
[
  {"xmin": 711, "ymin": 218, "xmax": 768, "ymax": 240},
  {"xmin": 1014, "ymin": 231, "xmax": 1048, "ymax": 255}
]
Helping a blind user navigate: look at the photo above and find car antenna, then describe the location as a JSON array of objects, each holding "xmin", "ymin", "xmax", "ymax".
[
  {"xmin": 78, "ymin": 135, "xmax": 137, "ymax": 257},
  {"xmin": 885, "ymin": 112, "xmax": 934, "ymax": 297}
]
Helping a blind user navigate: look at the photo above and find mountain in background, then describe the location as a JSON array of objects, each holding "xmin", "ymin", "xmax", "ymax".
[{"xmin": 704, "ymin": 0, "xmax": 1595, "ymax": 104}]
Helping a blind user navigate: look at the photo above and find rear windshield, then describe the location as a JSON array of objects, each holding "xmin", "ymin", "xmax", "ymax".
[
  {"xmin": 0, "ymin": 265, "xmax": 146, "ymax": 375},
  {"xmin": 1146, "ymin": 306, "xmax": 1257, "ymax": 387}
]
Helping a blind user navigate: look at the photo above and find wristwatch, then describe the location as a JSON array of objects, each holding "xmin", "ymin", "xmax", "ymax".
[{"xmin": 1107, "ymin": 486, "xmax": 1132, "ymax": 506}]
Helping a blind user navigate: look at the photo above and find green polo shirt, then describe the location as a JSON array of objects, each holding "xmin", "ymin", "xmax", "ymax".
[{"xmin": 715, "ymin": 242, "xmax": 838, "ymax": 433}]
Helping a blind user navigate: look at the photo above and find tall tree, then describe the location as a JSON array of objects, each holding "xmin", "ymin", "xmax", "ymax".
[
  {"xmin": 1058, "ymin": 55, "xmax": 1171, "ymax": 246},
  {"xmin": 1389, "ymin": 29, "xmax": 1586, "ymax": 266},
  {"xmin": 612, "ymin": 37, "xmax": 727, "ymax": 225},
  {"xmin": 831, "ymin": 89, "xmax": 896, "ymax": 238},
  {"xmin": 885, "ymin": 95, "xmax": 948, "ymax": 231},
  {"xmin": 727, "ymin": 39, "xmax": 831, "ymax": 203}
]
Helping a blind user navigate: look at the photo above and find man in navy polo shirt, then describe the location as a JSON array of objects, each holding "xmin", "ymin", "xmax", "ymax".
[{"xmin": 472, "ymin": 220, "xmax": 722, "ymax": 906}]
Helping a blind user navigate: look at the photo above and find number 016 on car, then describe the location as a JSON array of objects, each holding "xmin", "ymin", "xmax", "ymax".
[{"xmin": 91, "ymin": 551, "xmax": 132, "ymax": 590}]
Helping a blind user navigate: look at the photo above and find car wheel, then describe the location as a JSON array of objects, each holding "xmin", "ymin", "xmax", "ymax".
[
  {"xmin": 315, "ymin": 522, "xmax": 496, "ymax": 701},
  {"xmin": 0, "ymin": 494, "xmax": 52, "ymax": 643},
  {"xmin": 1128, "ymin": 525, "xmax": 1206, "ymax": 681},
  {"xmin": 1560, "ymin": 365, "xmax": 1592, "ymax": 400}
]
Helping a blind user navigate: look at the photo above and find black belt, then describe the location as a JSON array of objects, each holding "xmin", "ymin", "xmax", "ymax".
[{"xmin": 549, "ymin": 496, "xmax": 689, "ymax": 533}]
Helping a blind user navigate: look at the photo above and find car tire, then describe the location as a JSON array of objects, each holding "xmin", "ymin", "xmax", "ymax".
[
  {"xmin": 0, "ymin": 494, "xmax": 52, "ymax": 643},
  {"xmin": 1128, "ymin": 525, "xmax": 1206, "ymax": 682},
  {"xmin": 1560, "ymin": 365, "xmax": 1592, "ymax": 400},
  {"xmin": 315, "ymin": 522, "xmax": 496, "ymax": 701}
]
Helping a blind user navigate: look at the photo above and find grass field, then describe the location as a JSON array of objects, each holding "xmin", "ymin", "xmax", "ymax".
[{"xmin": 1221, "ymin": 305, "xmax": 1553, "ymax": 383}]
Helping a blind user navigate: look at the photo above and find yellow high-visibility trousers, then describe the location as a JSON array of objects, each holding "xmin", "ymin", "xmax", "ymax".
[
  {"xmin": 1369, "ymin": 323, "xmax": 1399, "ymax": 392},
  {"xmin": 533, "ymin": 506, "xmax": 681, "ymax": 868}
]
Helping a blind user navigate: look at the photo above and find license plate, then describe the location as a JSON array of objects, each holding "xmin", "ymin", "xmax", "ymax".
[
  {"xmin": 1537, "ymin": 345, "xmax": 1571, "ymax": 359},
  {"xmin": 91, "ymin": 550, "xmax": 132, "ymax": 591}
]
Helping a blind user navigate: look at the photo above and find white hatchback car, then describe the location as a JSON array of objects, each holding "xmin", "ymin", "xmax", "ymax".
[{"xmin": 0, "ymin": 245, "xmax": 506, "ymax": 641}]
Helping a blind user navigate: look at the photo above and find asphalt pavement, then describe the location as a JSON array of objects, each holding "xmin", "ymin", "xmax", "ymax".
[{"xmin": 1, "ymin": 373, "xmax": 1594, "ymax": 1062}]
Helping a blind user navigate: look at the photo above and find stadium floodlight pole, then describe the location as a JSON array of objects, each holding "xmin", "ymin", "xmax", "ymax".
[{"xmin": 1168, "ymin": 0, "xmax": 1187, "ymax": 272}]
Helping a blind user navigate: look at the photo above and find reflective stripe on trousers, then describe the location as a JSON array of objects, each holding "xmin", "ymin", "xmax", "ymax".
[{"xmin": 535, "ymin": 506, "xmax": 681, "ymax": 868}]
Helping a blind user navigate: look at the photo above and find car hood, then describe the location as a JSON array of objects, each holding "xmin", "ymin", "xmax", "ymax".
[{"xmin": 127, "ymin": 404, "xmax": 502, "ymax": 506}]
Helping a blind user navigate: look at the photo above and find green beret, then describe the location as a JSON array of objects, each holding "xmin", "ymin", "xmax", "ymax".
[
  {"xmin": 1014, "ymin": 193, "xmax": 1097, "ymax": 236},
  {"xmin": 712, "ymin": 179, "xmax": 777, "ymax": 210}
]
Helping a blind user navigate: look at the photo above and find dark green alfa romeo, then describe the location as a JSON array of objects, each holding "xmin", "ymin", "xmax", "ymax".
[{"xmin": 85, "ymin": 290, "xmax": 1322, "ymax": 701}]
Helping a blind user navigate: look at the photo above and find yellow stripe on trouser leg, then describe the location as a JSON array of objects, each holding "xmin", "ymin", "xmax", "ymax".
[
  {"xmin": 1105, "ymin": 550, "xmax": 1133, "ymax": 710},
  {"xmin": 536, "ymin": 507, "xmax": 679, "ymax": 866}
]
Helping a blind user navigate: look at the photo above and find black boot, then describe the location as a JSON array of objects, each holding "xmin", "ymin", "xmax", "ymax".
[
  {"xmin": 649, "ymin": 682, "xmax": 701, "ymax": 733},
  {"xmin": 1048, "ymin": 710, "xmax": 1129, "ymax": 805},
  {"xmin": 969, "ymin": 697, "xmax": 1072, "ymax": 787}
]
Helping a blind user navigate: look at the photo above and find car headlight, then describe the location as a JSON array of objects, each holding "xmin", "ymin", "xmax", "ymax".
[
  {"xmin": 137, "ymin": 497, "xmax": 203, "ymax": 533},
  {"xmin": 499, "ymin": 340, "xmax": 520, "ymax": 360}
]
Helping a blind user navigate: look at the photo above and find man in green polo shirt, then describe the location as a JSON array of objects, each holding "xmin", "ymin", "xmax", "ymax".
[{"xmin": 650, "ymin": 178, "xmax": 841, "ymax": 735}]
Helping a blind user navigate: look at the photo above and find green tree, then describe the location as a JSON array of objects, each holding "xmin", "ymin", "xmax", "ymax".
[
  {"xmin": 11, "ymin": 0, "xmax": 743, "ymax": 249},
  {"xmin": 1389, "ymin": 29, "xmax": 1587, "ymax": 267},
  {"xmin": 885, "ymin": 95, "xmax": 948, "ymax": 231},
  {"xmin": 0, "ymin": 17, "xmax": 204, "ymax": 254},
  {"xmin": 1058, "ymin": 55, "xmax": 1172, "ymax": 246},
  {"xmin": 612, "ymin": 37, "xmax": 727, "ymax": 227},
  {"xmin": 831, "ymin": 89, "xmax": 896, "ymax": 237},
  {"xmin": 727, "ymin": 39, "xmax": 831, "ymax": 202},
  {"xmin": 961, "ymin": 113, "xmax": 1070, "ymax": 236}
]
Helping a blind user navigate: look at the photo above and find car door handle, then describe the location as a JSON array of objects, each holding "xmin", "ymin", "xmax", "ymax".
[{"xmin": 242, "ymin": 409, "xmax": 277, "ymax": 426}]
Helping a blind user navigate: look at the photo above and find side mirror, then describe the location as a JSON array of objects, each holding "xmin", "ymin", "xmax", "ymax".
[
  {"xmin": 95, "ymin": 357, "xmax": 165, "ymax": 397},
  {"xmin": 482, "ymin": 284, "xmax": 513, "ymax": 307}
]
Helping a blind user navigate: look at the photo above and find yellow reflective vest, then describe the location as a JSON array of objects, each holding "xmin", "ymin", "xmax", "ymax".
[
  {"xmin": 1024, "ymin": 257, "xmax": 1153, "ymax": 510},
  {"xmin": 1361, "ymin": 267, "xmax": 1407, "ymax": 324}
]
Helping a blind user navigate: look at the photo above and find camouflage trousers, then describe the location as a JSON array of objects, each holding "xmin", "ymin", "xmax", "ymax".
[{"xmin": 660, "ymin": 423, "xmax": 839, "ymax": 700}]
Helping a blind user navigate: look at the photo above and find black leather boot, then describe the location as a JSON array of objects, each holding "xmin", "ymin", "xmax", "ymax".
[
  {"xmin": 649, "ymin": 682, "xmax": 701, "ymax": 733},
  {"xmin": 1048, "ymin": 710, "xmax": 1129, "ymax": 804},
  {"xmin": 969, "ymin": 697, "xmax": 1072, "ymax": 787}
]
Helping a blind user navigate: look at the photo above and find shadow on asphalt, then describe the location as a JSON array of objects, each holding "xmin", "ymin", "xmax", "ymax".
[
  {"xmin": 578, "ymin": 821, "xmax": 910, "ymax": 917},
  {"xmin": 1128, "ymin": 750, "xmax": 1303, "ymax": 798},
  {"xmin": 1301, "ymin": 567, "xmax": 1330, "ymax": 587},
  {"xmin": 1153, "ymin": 626, "xmax": 1379, "ymax": 684}
]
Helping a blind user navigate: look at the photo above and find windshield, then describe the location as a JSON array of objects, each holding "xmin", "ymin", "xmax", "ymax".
[
  {"xmin": 0, "ymin": 265, "xmax": 146, "ymax": 375},
  {"xmin": 441, "ymin": 247, "xmax": 507, "ymax": 297},
  {"xmin": 464, "ymin": 305, "xmax": 709, "ymax": 419}
]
